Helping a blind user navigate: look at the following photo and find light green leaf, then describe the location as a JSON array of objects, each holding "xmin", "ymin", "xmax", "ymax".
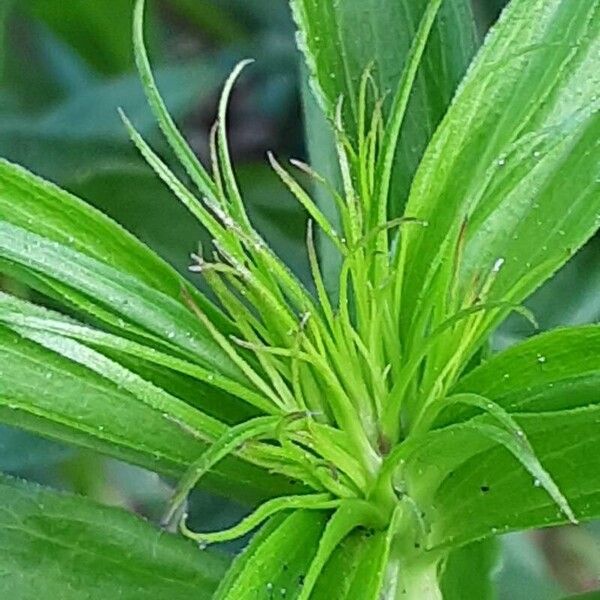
[
  {"xmin": 0, "ymin": 221, "xmax": 244, "ymax": 381},
  {"xmin": 408, "ymin": 325, "xmax": 600, "ymax": 548},
  {"xmin": 215, "ymin": 510, "xmax": 328, "ymax": 599},
  {"xmin": 495, "ymin": 237, "xmax": 600, "ymax": 350},
  {"xmin": 452, "ymin": 325, "xmax": 600, "ymax": 417},
  {"xmin": 293, "ymin": 0, "xmax": 478, "ymax": 211},
  {"xmin": 312, "ymin": 529, "xmax": 389, "ymax": 600},
  {"xmin": 400, "ymin": 0, "xmax": 600, "ymax": 346},
  {"xmin": 0, "ymin": 474, "xmax": 229, "ymax": 598},
  {"xmin": 0, "ymin": 158, "xmax": 196, "ymax": 301},
  {"xmin": 295, "ymin": 0, "xmax": 479, "ymax": 288},
  {"xmin": 0, "ymin": 323, "xmax": 295, "ymax": 504}
]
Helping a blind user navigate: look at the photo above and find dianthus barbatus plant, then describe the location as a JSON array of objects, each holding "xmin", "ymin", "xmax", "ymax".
[{"xmin": 0, "ymin": 0, "xmax": 598, "ymax": 598}]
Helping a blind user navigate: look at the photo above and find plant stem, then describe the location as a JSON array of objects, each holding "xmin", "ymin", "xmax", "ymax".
[
  {"xmin": 381, "ymin": 499, "xmax": 444, "ymax": 600},
  {"xmin": 395, "ymin": 560, "xmax": 442, "ymax": 600}
]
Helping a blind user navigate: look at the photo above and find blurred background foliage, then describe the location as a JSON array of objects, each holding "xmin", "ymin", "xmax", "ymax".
[{"xmin": 0, "ymin": 0, "xmax": 598, "ymax": 596}]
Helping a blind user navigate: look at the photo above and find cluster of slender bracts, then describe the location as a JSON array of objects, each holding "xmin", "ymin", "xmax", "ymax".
[{"xmin": 127, "ymin": 1, "xmax": 575, "ymax": 584}]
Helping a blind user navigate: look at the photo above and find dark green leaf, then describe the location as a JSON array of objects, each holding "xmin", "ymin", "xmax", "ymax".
[
  {"xmin": 0, "ymin": 473, "xmax": 229, "ymax": 598},
  {"xmin": 5, "ymin": 60, "xmax": 224, "ymax": 141},
  {"xmin": 0, "ymin": 425, "xmax": 69, "ymax": 472},
  {"xmin": 441, "ymin": 538, "xmax": 500, "ymax": 600}
]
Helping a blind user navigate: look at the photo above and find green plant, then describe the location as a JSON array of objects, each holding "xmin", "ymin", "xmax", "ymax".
[{"xmin": 0, "ymin": 0, "xmax": 598, "ymax": 597}]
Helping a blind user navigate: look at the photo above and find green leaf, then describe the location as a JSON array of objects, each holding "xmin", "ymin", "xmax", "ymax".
[
  {"xmin": 293, "ymin": 0, "xmax": 478, "ymax": 211},
  {"xmin": 215, "ymin": 510, "xmax": 329, "ymax": 599},
  {"xmin": 495, "ymin": 237, "xmax": 600, "ymax": 350},
  {"xmin": 400, "ymin": 0, "xmax": 600, "ymax": 344},
  {"xmin": 294, "ymin": 0, "xmax": 479, "ymax": 288},
  {"xmin": 0, "ymin": 322, "xmax": 295, "ymax": 505},
  {"xmin": 561, "ymin": 592, "xmax": 600, "ymax": 600},
  {"xmin": 452, "ymin": 325, "xmax": 600, "ymax": 417},
  {"xmin": 440, "ymin": 538, "xmax": 500, "ymax": 600},
  {"xmin": 0, "ymin": 220, "xmax": 245, "ymax": 378},
  {"xmin": 68, "ymin": 165, "xmax": 212, "ymax": 277},
  {"xmin": 0, "ymin": 291, "xmax": 266, "ymax": 418},
  {"xmin": 23, "ymin": 0, "xmax": 137, "ymax": 75},
  {"xmin": 0, "ymin": 474, "xmax": 229, "ymax": 598},
  {"xmin": 0, "ymin": 157, "xmax": 189, "ymax": 300},
  {"xmin": 0, "ymin": 1, "xmax": 13, "ymax": 82},
  {"xmin": 427, "ymin": 405, "xmax": 600, "ymax": 548},
  {"xmin": 312, "ymin": 529, "xmax": 390, "ymax": 600},
  {"xmin": 406, "ymin": 325, "xmax": 600, "ymax": 548},
  {"xmin": 167, "ymin": 0, "xmax": 246, "ymax": 41}
]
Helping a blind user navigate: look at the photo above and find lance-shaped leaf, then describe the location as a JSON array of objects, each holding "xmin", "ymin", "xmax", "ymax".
[
  {"xmin": 311, "ymin": 528, "xmax": 391, "ymax": 599},
  {"xmin": 427, "ymin": 405, "xmax": 600, "ymax": 549},
  {"xmin": 1, "ymin": 158, "xmax": 181, "ymax": 298},
  {"xmin": 0, "ymin": 159, "xmax": 232, "ymax": 334},
  {"xmin": 400, "ymin": 0, "xmax": 600, "ymax": 344},
  {"xmin": 214, "ymin": 510, "xmax": 328, "ymax": 599},
  {"xmin": 0, "ymin": 474, "xmax": 229, "ymax": 598},
  {"xmin": 402, "ymin": 326, "xmax": 600, "ymax": 548},
  {"xmin": 0, "ymin": 323, "xmax": 297, "ymax": 505},
  {"xmin": 294, "ymin": 0, "xmax": 478, "ymax": 292},
  {"xmin": 292, "ymin": 0, "xmax": 478, "ymax": 212},
  {"xmin": 494, "ymin": 237, "xmax": 600, "ymax": 350},
  {"xmin": 0, "ymin": 221, "xmax": 249, "ymax": 383},
  {"xmin": 449, "ymin": 325, "xmax": 600, "ymax": 420},
  {"xmin": 0, "ymin": 292, "xmax": 267, "ymax": 421}
]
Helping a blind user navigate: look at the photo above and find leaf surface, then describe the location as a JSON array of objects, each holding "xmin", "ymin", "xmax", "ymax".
[
  {"xmin": 312, "ymin": 528, "xmax": 389, "ymax": 600},
  {"xmin": 428, "ymin": 406, "xmax": 600, "ymax": 549},
  {"xmin": 0, "ymin": 323, "xmax": 294, "ymax": 504},
  {"xmin": 215, "ymin": 510, "xmax": 328, "ymax": 599},
  {"xmin": 294, "ymin": 0, "xmax": 479, "ymax": 287},
  {"xmin": 416, "ymin": 325, "xmax": 600, "ymax": 548},
  {"xmin": 293, "ymin": 0, "xmax": 478, "ymax": 211},
  {"xmin": 0, "ymin": 221, "xmax": 242, "ymax": 381},
  {"xmin": 400, "ymin": 0, "xmax": 600, "ymax": 345},
  {"xmin": 0, "ymin": 474, "xmax": 229, "ymax": 599},
  {"xmin": 451, "ymin": 325, "xmax": 600, "ymax": 418}
]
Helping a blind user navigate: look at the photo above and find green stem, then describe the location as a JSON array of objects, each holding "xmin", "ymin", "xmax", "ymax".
[
  {"xmin": 394, "ymin": 560, "xmax": 442, "ymax": 600},
  {"xmin": 382, "ymin": 496, "xmax": 444, "ymax": 600}
]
